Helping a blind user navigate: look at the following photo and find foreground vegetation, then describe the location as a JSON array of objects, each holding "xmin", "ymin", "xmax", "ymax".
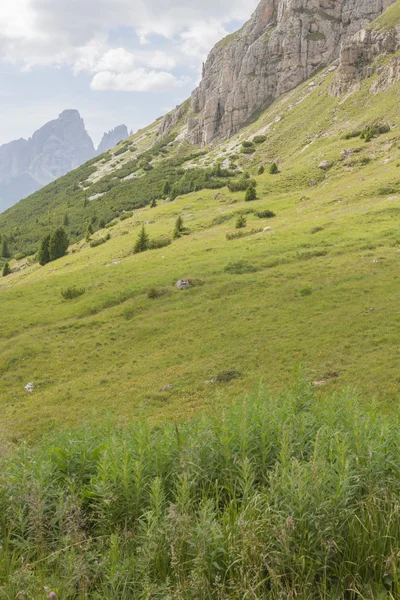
[{"xmin": 1, "ymin": 383, "xmax": 399, "ymax": 598}]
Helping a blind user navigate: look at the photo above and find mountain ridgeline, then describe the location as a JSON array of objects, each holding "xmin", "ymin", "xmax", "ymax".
[{"xmin": 0, "ymin": 111, "xmax": 128, "ymax": 212}]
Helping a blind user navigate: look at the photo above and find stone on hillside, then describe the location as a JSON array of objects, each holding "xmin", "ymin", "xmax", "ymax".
[
  {"xmin": 176, "ymin": 279, "xmax": 191, "ymax": 290},
  {"xmin": 318, "ymin": 160, "xmax": 333, "ymax": 171},
  {"xmin": 24, "ymin": 382, "xmax": 34, "ymax": 393}
]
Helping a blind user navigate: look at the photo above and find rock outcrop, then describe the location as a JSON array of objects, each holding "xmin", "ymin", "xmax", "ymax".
[
  {"xmin": 331, "ymin": 5, "xmax": 400, "ymax": 95},
  {"xmin": 97, "ymin": 125, "xmax": 129, "ymax": 154},
  {"xmin": 162, "ymin": 0, "xmax": 395, "ymax": 145},
  {"xmin": 0, "ymin": 110, "xmax": 95, "ymax": 212}
]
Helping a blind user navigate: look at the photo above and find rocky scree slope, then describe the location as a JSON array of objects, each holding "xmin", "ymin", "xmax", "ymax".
[{"xmin": 162, "ymin": 0, "xmax": 396, "ymax": 145}]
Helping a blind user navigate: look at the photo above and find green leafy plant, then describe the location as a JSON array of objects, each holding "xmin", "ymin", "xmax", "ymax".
[
  {"xmin": 235, "ymin": 214, "xmax": 247, "ymax": 229},
  {"xmin": 61, "ymin": 286, "xmax": 85, "ymax": 300},
  {"xmin": 134, "ymin": 225, "xmax": 150, "ymax": 254}
]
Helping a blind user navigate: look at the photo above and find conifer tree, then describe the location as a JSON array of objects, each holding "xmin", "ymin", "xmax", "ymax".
[
  {"xmin": 86, "ymin": 222, "xmax": 94, "ymax": 242},
  {"xmin": 150, "ymin": 199, "xmax": 157, "ymax": 208},
  {"xmin": 236, "ymin": 215, "xmax": 247, "ymax": 229},
  {"xmin": 173, "ymin": 215, "xmax": 184, "ymax": 239},
  {"xmin": 1, "ymin": 237, "xmax": 10, "ymax": 258},
  {"xmin": 37, "ymin": 235, "xmax": 51, "ymax": 266},
  {"xmin": 134, "ymin": 225, "xmax": 149, "ymax": 254},
  {"xmin": 245, "ymin": 184, "xmax": 257, "ymax": 202},
  {"xmin": 49, "ymin": 227, "xmax": 69, "ymax": 261},
  {"xmin": 269, "ymin": 162, "xmax": 278, "ymax": 174},
  {"xmin": 2, "ymin": 262, "xmax": 11, "ymax": 277},
  {"xmin": 162, "ymin": 181, "xmax": 171, "ymax": 197}
]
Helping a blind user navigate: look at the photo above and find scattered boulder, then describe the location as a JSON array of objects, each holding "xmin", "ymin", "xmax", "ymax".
[
  {"xmin": 164, "ymin": 197, "xmax": 171, "ymax": 204},
  {"xmin": 24, "ymin": 382, "xmax": 34, "ymax": 393},
  {"xmin": 176, "ymin": 279, "xmax": 191, "ymax": 290},
  {"xmin": 318, "ymin": 160, "xmax": 333, "ymax": 171}
]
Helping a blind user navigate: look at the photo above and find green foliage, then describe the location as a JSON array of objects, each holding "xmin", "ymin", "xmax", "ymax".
[
  {"xmin": 1, "ymin": 237, "xmax": 10, "ymax": 258},
  {"xmin": 99, "ymin": 218, "xmax": 106, "ymax": 229},
  {"xmin": 37, "ymin": 235, "xmax": 51, "ymax": 266},
  {"xmin": 269, "ymin": 162, "xmax": 279, "ymax": 174},
  {"xmin": 2, "ymin": 262, "xmax": 11, "ymax": 277},
  {"xmin": 253, "ymin": 135, "xmax": 267, "ymax": 144},
  {"xmin": 228, "ymin": 176, "xmax": 256, "ymax": 192},
  {"xmin": 235, "ymin": 214, "xmax": 247, "ymax": 229},
  {"xmin": 148, "ymin": 237, "xmax": 172, "ymax": 250},
  {"xmin": 241, "ymin": 146, "xmax": 256, "ymax": 154},
  {"xmin": 224, "ymin": 260, "xmax": 258, "ymax": 274},
  {"xmin": 173, "ymin": 215, "xmax": 184, "ymax": 239},
  {"xmin": 300, "ymin": 285, "xmax": 313, "ymax": 296},
  {"xmin": 241, "ymin": 140, "xmax": 254, "ymax": 148},
  {"xmin": 61, "ymin": 286, "xmax": 86, "ymax": 300},
  {"xmin": 150, "ymin": 199, "xmax": 157, "ymax": 208},
  {"xmin": 226, "ymin": 228, "xmax": 263, "ymax": 240},
  {"xmin": 245, "ymin": 184, "xmax": 257, "ymax": 202},
  {"xmin": 134, "ymin": 225, "xmax": 150, "ymax": 254},
  {"xmin": 2, "ymin": 388, "xmax": 400, "ymax": 598},
  {"xmin": 90, "ymin": 234, "xmax": 111, "ymax": 248},
  {"xmin": 85, "ymin": 221, "xmax": 94, "ymax": 241},
  {"xmin": 120, "ymin": 211, "xmax": 133, "ymax": 221},
  {"xmin": 258, "ymin": 165, "xmax": 265, "ymax": 174},
  {"xmin": 49, "ymin": 227, "xmax": 69, "ymax": 261},
  {"xmin": 63, "ymin": 213, "xmax": 69, "ymax": 226},
  {"xmin": 256, "ymin": 209, "xmax": 276, "ymax": 219}
]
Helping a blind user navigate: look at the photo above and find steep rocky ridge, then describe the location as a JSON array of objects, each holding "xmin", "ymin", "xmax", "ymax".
[
  {"xmin": 331, "ymin": 0, "xmax": 400, "ymax": 94},
  {"xmin": 163, "ymin": 0, "xmax": 395, "ymax": 145},
  {"xmin": 0, "ymin": 111, "xmax": 129, "ymax": 213},
  {"xmin": 97, "ymin": 125, "xmax": 129, "ymax": 155},
  {"xmin": 0, "ymin": 110, "xmax": 95, "ymax": 212}
]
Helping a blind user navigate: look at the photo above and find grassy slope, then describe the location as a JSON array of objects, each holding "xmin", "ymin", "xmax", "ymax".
[{"xmin": 1, "ymin": 53, "xmax": 400, "ymax": 441}]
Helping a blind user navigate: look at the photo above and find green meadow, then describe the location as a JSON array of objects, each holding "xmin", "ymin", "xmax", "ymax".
[{"xmin": 1, "ymin": 63, "xmax": 400, "ymax": 442}]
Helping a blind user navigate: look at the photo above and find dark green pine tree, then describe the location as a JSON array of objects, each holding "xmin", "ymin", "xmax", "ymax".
[
  {"xmin": 63, "ymin": 213, "xmax": 69, "ymax": 227},
  {"xmin": 49, "ymin": 227, "xmax": 69, "ymax": 261},
  {"xmin": 162, "ymin": 180, "xmax": 171, "ymax": 197},
  {"xmin": 86, "ymin": 222, "xmax": 94, "ymax": 241},
  {"xmin": 37, "ymin": 235, "xmax": 51, "ymax": 266},
  {"xmin": 2, "ymin": 262, "xmax": 11, "ymax": 277},
  {"xmin": 269, "ymin": 162, "xmax": 279, "ymax": 175},
  {"xmin": 1, "ymin": 237, "xmax": 10, "ymax": 258},
  {"xmin": 245, "ymin": 185, "xmax": 257, "ymax": 202},
  {"xmin": 99, "ymin": 218, "xmax": 106, "ymax": 229},
  {"xmin": 134, "ymin": 225, "xmax": 149, "ymax": 254},
  {"xmin": 150, "ymin": 199, "xmax": 157, "ymax": 208},
  {"xmin": 173, "ymin": 215, "xmax": 184, "ymax": 239}
]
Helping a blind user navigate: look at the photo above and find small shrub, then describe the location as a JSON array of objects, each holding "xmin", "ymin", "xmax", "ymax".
[
  {"xmin": 224, "ymin": 260, "xmax": 258, "ymax": 274},
  {"xmin": 49, "ymin": 227, "xmax": 69, "ymax": 261},
  {"xmin": 212, "ymin": 370, "xmax": 240, "ymax": 383},
  {"xmin": 90, "ymin": 234, "xmax": 110, "ymax": 248},
  {"xmin": 253, "ymin": 135, "xmax": 267, "ymax": 144},
  {"xmin": 258, "ymin": 165, "xmax": 265, "ymax": 175},
  {"xmin": 150, "ymin": 199, "xmax": 157, "ymax": 208},
  {"xmin": 257, "ymin": 210, "xmax": 276, "ymax": 219},
  {"xmin": 311, "ymin": 226, "xmax": 324, "ymax": 234},
  {"xmin": 236, "ymin": 215, "xmax": 247, "ymax": 229},
  {"xmin": 242, "ymin": 141, "xmax": 254, "ymax": 148},
  {"xmin": 269, "ymin": 163, "xmax": 279, "ymax": 174},
  {"xmin": 228, "ymin": 177, "xmax": 254, "ymax": 193},
  {"xmin": 120, "ymin": 211, "xmax": 133, "ymax": 221},
  {"xmin": 61, "ymin": 286, "xmax": 85, "ymax": 300},
  {"xmin": 241, "ymin": 146, "xmax": 256, "ymax": 154},
  {"xmin": 300, "ymin": 285, "xmax": 313, "ymax": 297},
  {"xmin": 148, "ymin": 237, "xmax": 172, "ymax": 250}
]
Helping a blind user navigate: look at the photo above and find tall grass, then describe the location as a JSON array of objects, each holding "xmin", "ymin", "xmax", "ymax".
[{"xmin": 1, "ymin": 382, "xmax": 400, "ymax": 598}]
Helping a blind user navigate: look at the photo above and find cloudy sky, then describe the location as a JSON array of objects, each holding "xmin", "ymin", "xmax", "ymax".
[{"xmin": 0, "ymin": 0, "xmax": 258, "ymax": 147}]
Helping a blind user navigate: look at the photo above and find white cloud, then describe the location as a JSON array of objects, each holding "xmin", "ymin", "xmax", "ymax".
[
  {"xmin": 91, "ymin": 68, "xmax": 184, "ymax": 92},
  {"xmin": 0, "ymin": 0, "xmax": 258, "ymax": 66}
]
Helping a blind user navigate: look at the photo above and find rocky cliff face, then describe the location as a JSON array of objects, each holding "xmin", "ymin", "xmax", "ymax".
[
  {"xmin": 97, "ymin": 125, "xmax": 129, "ymax": 154},
  {"xmin": 331, "ymin": 5, "xmax": 400, "ymax": 95},
  {"xmin": 0, "ymin": 110, "xmax": 95, "ymax": 212},
  {"xmin": 166, "ymin": 0, "xmax": 395, "ymax": 145}
]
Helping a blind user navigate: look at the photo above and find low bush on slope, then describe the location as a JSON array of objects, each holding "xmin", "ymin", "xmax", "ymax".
[{"xmin": 1, "ymin": 383, "xmax": 400, "ymax": 598}]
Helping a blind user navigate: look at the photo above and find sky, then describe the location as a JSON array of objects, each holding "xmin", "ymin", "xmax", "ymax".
[{"xmin": 0, "ymin": 0, "xmax": 258, "ymax": 147}]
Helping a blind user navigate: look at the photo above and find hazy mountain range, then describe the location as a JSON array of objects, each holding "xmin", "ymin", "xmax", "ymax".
[{"xmin": 0, "ymin": 110, "xmax": 128, "ymax": 212}]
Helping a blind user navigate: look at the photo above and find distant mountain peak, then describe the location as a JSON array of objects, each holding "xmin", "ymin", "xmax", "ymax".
[
  {"xmin": 0, "ymin": 113, "xmax": 129, "ymax": 212},
  {"xmin": 97, "ymin": 125, "xmax": 129, "ymax": 154}
]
